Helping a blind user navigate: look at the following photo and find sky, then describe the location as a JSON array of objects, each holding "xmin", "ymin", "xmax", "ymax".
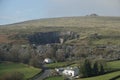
[{"xmin": 0, "ymin": 0, "xmax": 120, "ymax": 25}]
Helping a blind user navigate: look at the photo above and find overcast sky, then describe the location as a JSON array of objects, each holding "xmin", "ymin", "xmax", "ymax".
[{"xmin": 0, "ymin": 0, "xmax": 120, "ymax": 25}]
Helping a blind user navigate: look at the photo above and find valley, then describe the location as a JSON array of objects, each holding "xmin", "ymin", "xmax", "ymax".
[{"xmin": 0, "ymin": 16, "xmax": 120, "ymax": 80}]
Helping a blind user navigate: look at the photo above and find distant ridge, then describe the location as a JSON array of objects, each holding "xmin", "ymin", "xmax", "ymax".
[{"xmin": 1, "ymin": 16, "xmax": 120, "ymax": 28}]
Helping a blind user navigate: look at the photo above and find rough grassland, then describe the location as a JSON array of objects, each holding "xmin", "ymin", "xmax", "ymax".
[
  {"xmin": 0, "ymin": 62, "xmax": 41, "ymax": 79},
  {"xmin": 0, "ymin": 16, "xmax": 120, "ymax": 45}
]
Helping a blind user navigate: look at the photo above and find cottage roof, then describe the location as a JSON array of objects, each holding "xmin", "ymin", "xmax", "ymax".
[{"xmin": 64, "ymin": 67, "xmax": 78, "ymax": 71}]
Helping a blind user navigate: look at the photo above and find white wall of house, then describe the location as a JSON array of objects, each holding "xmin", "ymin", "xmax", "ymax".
[
  {"xmin": 63, "ymin": 70, "xmax": 74, "ymax": 77},
  {"xmin": 62, "ymin": 68, "xmax": 79, "ymax": 77},
  {"xmin": 44, "ymin": 58, "xmax": 53, "ymax": 63}
]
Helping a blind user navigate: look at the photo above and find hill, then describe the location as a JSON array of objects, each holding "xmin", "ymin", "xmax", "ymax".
[
  {"xmin": 0, "ymin": 16, "xmax": 120, "ymax": 45},
  {"xmin": 0, "ymin": 16, "xmax": 120, "ymax": 80},
  {"xmin": 1, "ymin": 16, "xmax": 120, "ymax": 32}
]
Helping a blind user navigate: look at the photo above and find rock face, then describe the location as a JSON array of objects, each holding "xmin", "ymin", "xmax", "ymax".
[{"xmin": 28, "ymin": 31, "xmax": 79, "ymax": 45}]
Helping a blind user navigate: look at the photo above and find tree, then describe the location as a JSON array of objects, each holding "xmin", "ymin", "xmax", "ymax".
[
  {"xmin": 19, "ymin": 52, "xmax": 30, "ymax": 64},
  {"xmin": 9, "ymin": 49, "xmax": 20, "ymax": 62},
  {"xmin": 8, "ymin": 45, "xmax": 21, "ymax": 62},
  {"xmin": 80, "ymin": 59, "xmax": 92, "ymax": 77},
  {"xmin": 18, "ymin": 47, "xmax": 32, "ymax": 64},
  {"xmin": 93, "ymin": 61, "xmax": 99, "ymax": 75},
  {"xmin": 0, "ymin": 49, "xmax": 5, "ymax": 61},
  {"xmin": 99, "ymin": 63, "xmax": 105, "ymax": 74},
  {"xmin": 29, "ymin": 55, "xmax": 43, "ymax": 68},
  {"xmin": 56, "ymin": 49, "xmax": 65, "ymax": 62},
  {"xmin": 44, "ymin": 47, "xmax": 56, "ymax": 59}
]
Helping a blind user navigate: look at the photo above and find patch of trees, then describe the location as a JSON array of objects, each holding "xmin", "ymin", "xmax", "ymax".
[
  {"xmin": 0, "ymin": 43, "xmax": 120, "ymax": 68},
  {"xmin": 80, "ymin": 59, "xmax": 106, "ymax": 77},
  {"xmin": 0, "ymin": 44, "xmax": 44, "ymax": 68}
]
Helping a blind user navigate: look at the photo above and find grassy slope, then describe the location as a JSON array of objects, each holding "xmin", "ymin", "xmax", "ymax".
[
  {"xmin": 107, "ymin": 60, "xmax": 120, "ymax": 69},
  {"xmin": 44, "ymin": 71, "xmax": 120, "ymax": 80},
  {"xmin": 44, "ymin": 61, "xmax": 120, "ymax": 80},
  {"xmin": 2, "ymin": 16, "xmax": 120, "ymax": 28},
  {"xmin": 78, "ymin": 71, "xmax": 120, "ymax": 80},
  {"xmin": 0, "ymin": 62, "xmax": 41, "ymax": 79},
  {"xmin": 0, "ymin": 16, "xmax": 120, "ymax": 34},
  {"xmin": 0, "ymin": 17, "xmax": 119, "ymax": 51},
  {"xmin": 44, "ymin": 76, "xmax": 64, "ymax": 80}
]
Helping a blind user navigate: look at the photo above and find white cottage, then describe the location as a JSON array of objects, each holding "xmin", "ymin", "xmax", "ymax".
[
  {"xmin": 62, "ymin": 67, "xmax": 79, "ymax": 77},
  {"xmin": 44, "ymin": 58, "xmax": 53, "ymax": 64}
]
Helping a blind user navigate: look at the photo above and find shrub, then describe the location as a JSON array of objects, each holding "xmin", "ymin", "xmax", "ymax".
[{"xmin": 0, "ymin": 71, "xmax": 25, "ymax": 80}]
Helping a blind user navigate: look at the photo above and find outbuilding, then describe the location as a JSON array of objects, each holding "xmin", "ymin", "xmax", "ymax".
[
  {"xmin": 62, "ymin": 67, "xmax": 79, "ymax": 77},
  {"xmin": 44, "ymin": 58, "xmax": 53, "ymax": 64}
]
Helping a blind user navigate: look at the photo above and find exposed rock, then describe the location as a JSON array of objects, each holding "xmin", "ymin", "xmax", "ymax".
[{"xmin": 28, "ymin": 31, "xmax": 79, "ymax": 45}]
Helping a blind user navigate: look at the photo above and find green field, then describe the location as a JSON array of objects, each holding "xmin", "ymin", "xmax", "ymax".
[
  {"xmin": 44, "ymin": 71, "xmax": 120, "ymax": 80},
  {"xmin": 78, "ymin": 71, "xmax": 120, "ymax": 80},
  {"xmin": 45, "ymin": 60, "xmax": 120, "ymax": 80},
  {"xmin": 107, "ymin": 60, "xmax": 120, "ymax": 69},
  {"xmin": 44, "ymin": 76, "xmax": 64, "ymax": 80},
  {"xmin": 45, "ymin": 62, "xmax": 73, "ymax": 68},
  {"xmin": 0, "ymin": 62, "xmax": 41, "ymax": 79}
]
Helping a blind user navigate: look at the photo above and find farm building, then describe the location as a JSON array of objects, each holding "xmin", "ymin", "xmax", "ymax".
[
  {"xmin": 62, "ymin": 67, "xmax": 79, "ymax": 77},
  {"xmin": 44, "ymin": 58, "xmax": 53, "ymax": 64},
  {"xmin": 55, "ymin": 67, "xmax": 79, "ymax": 77}
]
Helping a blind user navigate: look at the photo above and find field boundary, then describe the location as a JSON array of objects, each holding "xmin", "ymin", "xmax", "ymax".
[
  {"xmin": 28, "ymin": 69, "xmax": 44, "ymax": 80},
  {"xmin": 110, "ymin": 75, "xmax": 120, "ymax": 80}
]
